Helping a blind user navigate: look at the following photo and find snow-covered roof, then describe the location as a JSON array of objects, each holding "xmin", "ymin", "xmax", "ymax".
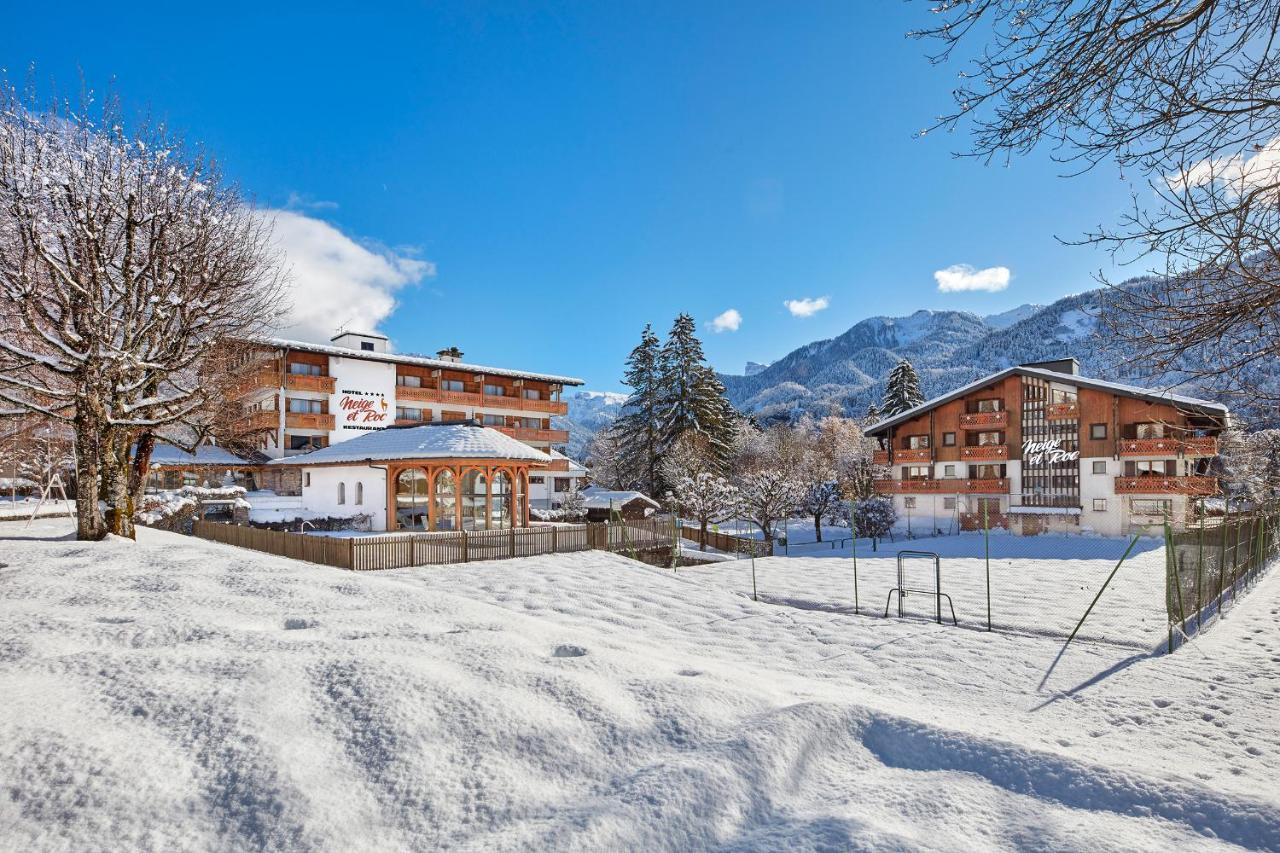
[
  {"xmin": 268, "ymin": 423, "xmax": 551, "ymax": 466},
  {"xmin": 140, "ymin": 443, "xmax": 255, "ymax": 468},
  {"xmin": 254, "ymin": 337, "xmax": 585, "ymax": 386},
  {"xmin": 580, "ymin": 487, "xmax": 660, "ymax": 510},
  {"xmin": 865, "ymin": 365, "xmax": 1229, "ymax": 437}
]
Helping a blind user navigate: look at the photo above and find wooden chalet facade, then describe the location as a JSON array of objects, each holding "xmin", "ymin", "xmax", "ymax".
[{"xmin": 864, "ymin": 359, "xmax": 1230, "ymax": 535}]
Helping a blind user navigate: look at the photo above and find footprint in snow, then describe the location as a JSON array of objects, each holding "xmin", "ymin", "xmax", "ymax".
[
  {"xmin": 1152, "ymin": 698, "xmax": 1173, "ymax": 708},
  {"xmin": 678, "ymin": 669, "xmax": 702, "ymax": 677},
  {"xmin": 284, "ymin": 617, "xmax": 318, "ymax": 630},
  {"xmin": 551, "ymin": 644, "xmax": 588, "ymax": 658}
]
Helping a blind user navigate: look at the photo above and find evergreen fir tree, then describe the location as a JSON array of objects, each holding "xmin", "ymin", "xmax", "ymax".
[
  {"xmin": 866, "ymin": 402, "xmax": 881, "ymax": 421},
  {"xmin": 614, "ymin": 324, "xmax": 662, "ymax": 495},
  {"xmin": 655, "ymin": 314, "xmax": 736, "ymax": 487},
  {"xmin": 881, "ymin": 359, "xmax": 924, "ymax": 416}
]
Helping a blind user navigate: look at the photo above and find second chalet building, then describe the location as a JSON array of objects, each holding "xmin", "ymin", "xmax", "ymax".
[
  {"xmin": 233, "ymin": 331, "xmax": 587, "ymax": 511},
  {"xmin": 864, "ymin": 359, "xmax": 1230, "ymax": 536}
]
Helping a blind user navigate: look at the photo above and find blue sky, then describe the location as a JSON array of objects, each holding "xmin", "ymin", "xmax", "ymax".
[{"xmin": 2, "ymin": 2, "xmax": 1139, "ymax": 391}]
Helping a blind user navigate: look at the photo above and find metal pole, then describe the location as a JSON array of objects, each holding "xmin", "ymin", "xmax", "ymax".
[
  {"xmin": 851, "ymin": 499, "xmax": 859, "ymax": 615},
  {"xmin": 750, "ymin": 555, "xmax": 758, "ymax": 602},
  {"xmin": 935, "ymin": 555, "xmax": 942, "ymax": 625},
  {"xmin": 983, "ymin": 499, "xmax": 992, "ymax": 632},
  {"xmin": 1196, "ymin": 515, "xmax": 1205, "ymax": 634}
]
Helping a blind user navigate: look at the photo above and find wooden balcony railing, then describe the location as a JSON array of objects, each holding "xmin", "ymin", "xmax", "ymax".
[
  {"xmin": 238, "ymin": 410, "xmax": 279, "ymax": 432},
  {"xmin": 874, "ymin": 478, "xmax": 1009, "ymax": 494},
  {"xmin": 872, "ymin": 449, "xmax": 890, "ymax": 465},
  {"xmin": 393, "ymin": 386, "xmax": 568, "ymax": 415},
  {"xmin": 285, "ymin": 373, "xmax": 336, "ymax": 394},
  {"xmin": 1118, "ymin": 437, "xmax": 1219, "ymax": 457},
  {"xmin": 1046, "ymin": 401, "xmax": 1079, "ymax": 419},
  {"xmin": 961, "ymin": 444, "xmax": 1009, "ymax": 461},
  {"xmin": 394, "ymin": 418, "xmax": 426, "ymax": 427},
  {"xmin": 892, "ymin": 448, "xmax": 931, "ymax": 463},
  {"xmin": 497, "ymin": 427, "xmax": 570, "ymax": 444},
  {"xmin": 1114, "ymin": 476, "xmax": 1218, "ymax": 495},
  {"xmin": 285, "ymin": 412, "xmax": 335, "ymax": 431},
  {"xmin": 959, "ymin": 410, "xmax": 1009, "ymax": 429}
]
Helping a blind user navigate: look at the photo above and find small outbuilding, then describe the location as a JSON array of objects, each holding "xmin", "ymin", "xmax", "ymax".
[
  {"xmin": 580, "ymin": 487, "xmax": 661, "ymax": 522},
  {"xmin": 270, "ymin": 422, "xmax": 550, "ymax": 532},
  {"xmin": 142, "ymin": 442, "xmax": 263, "ymax": 491}
]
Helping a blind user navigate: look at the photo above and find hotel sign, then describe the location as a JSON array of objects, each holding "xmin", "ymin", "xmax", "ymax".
[
  {"xmin": 1022, "ymin": 438, "xmax": 1079, "ymax": 465},
  {"xmin": 338, "ymin": 389, "xmax": 390, "ymax": 432}
]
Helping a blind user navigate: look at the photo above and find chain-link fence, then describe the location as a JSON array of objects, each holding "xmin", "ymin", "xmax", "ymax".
[
  {"xmin": 678, "ymin": 499, "xmax": 1280, "ymax": 652},
  {"xmin": 1165, "ymin": 511, "xmax": 1280, "ymax": 651}
]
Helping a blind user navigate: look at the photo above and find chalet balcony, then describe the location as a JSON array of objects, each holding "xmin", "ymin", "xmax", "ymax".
[
  {"xmin": 497, "ymin": 426, "xmax": 570, "ymax": 444},
  {"xmin": 396, "ymin": 386, "xmax": 486, "ymax": 407},
  {"xmin": 959, "ymin": 410, "xmax": 1009, "ymax": 429},
  {"xmin": 394, "ymin": 418, "xmax": 426, "ymax": 427},
  {"xmin": 1046, "ymin": 402, "xmax": 1079, "ymax": 419},
  {"xmin": 513, "ymin": 397, "xmax": 570, "ymax": 415},
  {"xmin": 285, "ymin": 412, "xmax": 335, "ymax": 431},
  {"xmin": 239, "ymin": 410, "xmax": 279, "ymax": 431},
  {"xmin": 1118, "ymin": 437, "xmax": 1219, "ymax": 457},
  {"xmin": 284, "ymin": 373, "xmax": 336, "ymax": 394},
  {"xmin": 961, "ymin": 444, "xmax": 1009, "ymax": 461},
  {"xmin": 874, "ymin": 478, "xmax": 1009, "ymax": 495},
  {"xmin": 872, "ymin": 449, "xmax": 890, "ymax": 465},
  {"xmin": 543, "ymin": 458, "xmax": 571, "ymax": 472},
  {"xmin": 892, "ymin": 447, "xmax": 931, "ymax": 463},
  {"xmin": 1114, "ymin": 476, "xmax": 1218, "ymax": 496}
]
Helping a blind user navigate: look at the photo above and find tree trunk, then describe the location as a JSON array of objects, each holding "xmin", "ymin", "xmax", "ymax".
[
  {"xmin": 814, "ymin": 515, "xmax": 823, "ymax": 542},
  {"xmin": 699, "ymin": 518, "xmax": 708, "ymax": 551},
  {"xmin": 101, "ymin": 429, "xmax": 136, "ymax": 540},
  {"xmin": 73, "ymin": 417, "xmax": 106, "ymax": 541},
  {"xmin": 129, "ymin": 431, "xmax": 156, "ymax": 520}
]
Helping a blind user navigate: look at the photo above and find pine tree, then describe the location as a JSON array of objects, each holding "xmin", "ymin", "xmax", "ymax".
[
  {"xmin": 614, "ymin": 325, "xmax": 662, "ymax": 495},
  {"xmin": 866, "ymin": 402, "xmax": 881, "ymax": 421},
  {"xmin": 881, "ymin": 359, "xmax": 924, "ymax": 417},
  {"xmin": 655, "ymin": 314, "xmax": 737, "ymax": 488}
]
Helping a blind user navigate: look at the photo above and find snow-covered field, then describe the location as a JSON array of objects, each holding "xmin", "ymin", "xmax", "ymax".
[
  {"xmin": 0, "ymin": 498, "xmax": 75, "ymax": 521},
  {"xmin": 3, "ymin": 519, "xmax": 1280, "ymax": 850},
  {"xmin": 683, "ymin": 533, "xmax": 1170, "ymax": 648}
]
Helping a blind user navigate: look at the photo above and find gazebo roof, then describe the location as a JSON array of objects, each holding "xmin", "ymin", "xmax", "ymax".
[{"xmin": 269, "ymin": 423, "xmax": 551, "ymax": 466}]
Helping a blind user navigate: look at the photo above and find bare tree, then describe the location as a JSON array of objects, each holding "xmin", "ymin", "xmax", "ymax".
[
  {"xmin": 668, "ymin": 472, "xmax": 737, "ymax": 550},
  {"xmin": 0, "ymin": 81, "xmax": 285, "ymax": 540},
  {"xmin": 915, "ymin": 1, "xmax": 1280, "ymax": 402}
]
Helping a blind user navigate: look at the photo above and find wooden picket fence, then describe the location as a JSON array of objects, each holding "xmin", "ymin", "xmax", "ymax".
[
  {"xmin": 192, "ymin": 517, "xmax": 678, "ymax": 571},
  {"xmin": 679, "ymin": 524, "xmax": 773, "ymax": 557}
]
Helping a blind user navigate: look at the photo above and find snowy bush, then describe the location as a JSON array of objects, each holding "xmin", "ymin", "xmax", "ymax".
[
  {"xmin": 137, "ymin": 492, "xmax": 200, "ymax": 532},
  {"xmin": 669, "ymin": 472, "xmax": 738, "ymax": 550},
  {"xmin": 851, "ymin": 496, "xmax": 897, "ymax": 540}
]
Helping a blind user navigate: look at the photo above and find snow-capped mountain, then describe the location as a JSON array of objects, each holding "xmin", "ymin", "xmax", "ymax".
[
  {"xmin": 982, "ymin": 303, "xmax": 1044, "ymax": 329},
  {"xmin": 554, "ymin": 391, "xmax": 627, "ymax": 459}
]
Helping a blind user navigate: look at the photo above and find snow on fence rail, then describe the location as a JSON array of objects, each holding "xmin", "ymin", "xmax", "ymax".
[
  {"xmin": 191, "ymin": 518, "xmax": 679, "ymax": 571},
  {"xmin": 679, "ymin": 524, "xmax": 773, "ymax": 557}
]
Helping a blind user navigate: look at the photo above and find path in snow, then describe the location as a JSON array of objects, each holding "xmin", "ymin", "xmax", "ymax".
[{"xmin": 1, "ymin": 520, "xmax": 1278, "ymax": 851}]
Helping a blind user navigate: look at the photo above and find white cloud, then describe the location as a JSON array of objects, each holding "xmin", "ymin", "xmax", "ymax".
[
  {"xmin": 709, "ymin": 308, "xmax": 742, "ymax": 333},
  {"xmin": 284, "ymin": 191, "xmax": 339, "ymax": 212},
  {"xmin": 264, "ymin": 209, "xmax": 435, "ymax": 343},
  {"xmin": 933, "ymin": 264, "xmax": 1011, "ymax": 293},
  {"xmin": 784, "ymin": 296, "xmax": 830, "ymax": 318},
  {"xmin": 1167, "ymin": 137, "xmax": 1280, "ymax": 199}
]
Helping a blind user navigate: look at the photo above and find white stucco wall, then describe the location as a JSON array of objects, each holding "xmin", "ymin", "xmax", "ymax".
[{"xmin": 299, "ymin": 465, "xmax": 389, "ymax": 531}]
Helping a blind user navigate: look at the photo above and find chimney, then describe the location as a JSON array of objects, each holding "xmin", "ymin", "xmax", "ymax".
[{"xmin": 436, "ymin": 346, "xmax": 464, "ymax": 363}]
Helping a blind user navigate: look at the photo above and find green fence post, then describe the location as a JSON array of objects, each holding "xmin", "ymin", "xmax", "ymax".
[
  {"xmin": 1165, "ymin": 514, "xmax": 1186, "ymax": 641},
  {"xmin": 750, "ymin": 554, "xmax": 758, "ymax": 602},
  {"xmin": 850, "ymin": 499, "xmax": 859, "ymax": 615}
]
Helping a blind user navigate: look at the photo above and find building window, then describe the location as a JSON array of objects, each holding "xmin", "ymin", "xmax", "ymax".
[
  {"xmin": 1093, "ymin": 498, "xmax": 1107, "ymax": 512},
  {"xmin": 1131, "ymin": 499, "xmax": 1173, "ymax": 516},
  {"xmin": 433, "ymin": 469, "xmax": 457, "ymax": 531},
  {"xmin": 355, "ymin": 482, "xmax": 363, "ymax": 505},
  {"xmin": 529, "ymin": 476, "xmax": 545, "ymax": 485},
  {"xmin": 396, "ymin": 469, "xmax": 429, "ymax": 531},
  {"xmin": 519, "ymin": 417, "xmax": 542, "ymax": 429},
  {"xmin": 288, "ymin": 434, "xmax": 324, "ymax": 452},
  {"xmin": 942, "ymin": 432, "xmax": 956, "ymax": 446},
  {"xmin": 287, "ymin": 397, "xmax": 323, "ymax": 414},
  {"xmin": 338, "ymin": 482, "xmax": 345, "ymax": 505},
  {"xmin": 554, "ymin": 477, "xmax": 571, "ymax": 492},
  {"xmin": 1092, "ymin": 460, "xmax": 1107, "ymax": 474},
  {"xmin": 1126, "ymin": 459, "xmax": 1176, "ymax": 477},
  {"xmin": 288, "ymin": 361, "xmax": 322, "ymax": 376},
  {"xmin": 461, "ymin": 470, "xmax": 488, "ymax": 530},
  {"xmin": 1135, "ymin": 422, "xmax": 1165, "ymax": 439},
  {"xmin": 903, "ymin": 497, "xmax": 917, "ymax": 509},
  {"xmin": 397, "ymin": 374, "xmax": 422, "ymax": 388},
  {"xmin": 482, "ymin": 414, "xmax": 505, "ymax": 426},
  {"xmin": 975, "ymin": 431, "xmax": 1002, "ymax": 446},
  {"xmin": 904, "ymin": 466, "xmax": 931, "ymax": 480},
  {"xmin": 442, "ymin": 379, "xmax": 465, "ymax": 392},
  {"xmin": 396, "ymin": 406, "xmax": 423, "ymax": 422},
  {"xmin": 943, "ymin": 497, "xmax": 957, "ymax": 510},
  {"xmin": 304, "ymin": 472, "xmax": 310, "ymax": 487},
  {"xmin": 523, "ymin": 388, "xmax": 541, "ymax": 400},
  {"xmin": 906, "ymin": 435, "xmax": 930, "ymax": 449},
  {"xmin": 490, "ymin": 471, "xmax": 513, "ymax": 529},
  {"xmin": 483, "ymin": 384, "xmax": 505, "ymax": 397},
  {"xmin": 1090, "ymin": 423, "xmax": 1107, "ymax": 440},
  {"xmin": 975, "ymin": 398, "xmax": 1003, "ymax": 413},
  {"xmin": 943, "ymin": 464, "xmax": 956, "ymax": 478}
]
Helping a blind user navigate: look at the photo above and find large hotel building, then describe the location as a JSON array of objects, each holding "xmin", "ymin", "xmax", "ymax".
[
  {"xmin": 233, "ymin": 331, "xmax": 586, "ymax": 510},
  {"xmin": 864, "ymin": 359, "xmax": 1230, "ymax": 536}
]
